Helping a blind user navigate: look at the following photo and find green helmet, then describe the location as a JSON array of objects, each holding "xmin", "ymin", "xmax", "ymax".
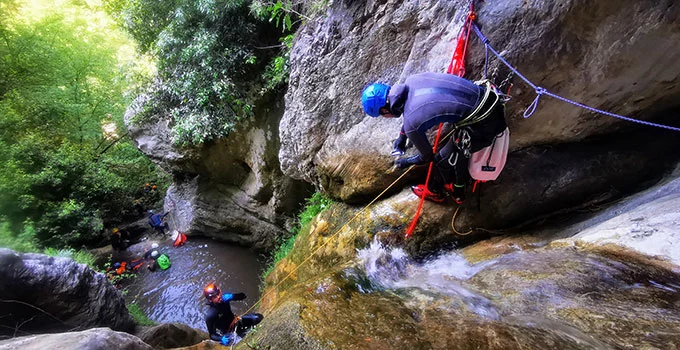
[{"xmin": 157, "ymin": 254, "xmax": 171, "ymax": 270}]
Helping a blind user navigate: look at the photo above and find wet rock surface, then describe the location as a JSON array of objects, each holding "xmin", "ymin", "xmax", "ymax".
[
  {"xmin": 0, "ymin": 328, "xmax": 152, "ymax": 350},
  {"xmin": 256, "ymin": 169, "xmax": 680, "ymax": 349},
  {"xmin": 0, "ymin": 249, "xmax": 135, "ymax": 338},
  {"xmin": 134, "ymin": 323, "xmax": 208, "ymax": 349},
  {"xmin": 258, "ymin": 235, "xmax": 680, "ymax": 349},
  {"xmin": 562, "ymin": 170, "xmax": 680, "ymax": 265}
]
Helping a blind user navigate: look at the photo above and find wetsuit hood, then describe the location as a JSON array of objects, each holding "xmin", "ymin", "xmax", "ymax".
[{"xmin": 388, "ymin": 83, "xmax": 408, "ymax": 116}]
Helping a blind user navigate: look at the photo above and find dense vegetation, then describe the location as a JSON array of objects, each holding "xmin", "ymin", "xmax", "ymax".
[
  {"xmin": 0, "ymin": 0, "xmax": 167, "ymax": 249},
  {"xmin": 0, "ymin": 0, "xmax": 328, "ymax": 252},
  {"xmin": 104, "ymin": 0, "xmax": 289, "ymax": 146}
]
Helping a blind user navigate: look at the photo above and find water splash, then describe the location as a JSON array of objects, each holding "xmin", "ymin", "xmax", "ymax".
[{"xmin": 357, "ymin": 236, "xmax": 499, "ymax": 319}]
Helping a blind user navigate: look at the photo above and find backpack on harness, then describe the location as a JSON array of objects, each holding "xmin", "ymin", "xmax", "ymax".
[{"xmin": 468, "ymin": 127, "xmax": 509, "ymax": 181}]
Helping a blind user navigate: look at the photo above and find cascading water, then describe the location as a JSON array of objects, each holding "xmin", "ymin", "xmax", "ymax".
[
  {"xmin": 350, "ymin": 236, "xmax": 680, "ymax": 349},
  {"xmin": 357, "ymin": 236, "xmax": 500, "ymax": 319}
]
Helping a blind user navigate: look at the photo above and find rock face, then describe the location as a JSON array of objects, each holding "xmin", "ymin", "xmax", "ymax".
[
  {"xmin": 279, "ymin": 0, "xmax": 680, "ymax": 217},
  {"xmin": 126, "ymin": 93, "xmax": 312, "ymax": 250},
  {"xmin": 0, "ymin": 328, "xmax": 152, "ymax": 350},
  {"xmin": 560, "ymin": 167, "xmax": 680, "ymax": 265},
  {"xmin": 134, "ymin": 323, "xmax": 208, "ymax": 349},
  {"xmin": 254, "ymin": 185, "xmax": 680, "ymax": 349},
  {"xmin": 0, "ymin": 249, "xmax": 135, "ymax": 337}
]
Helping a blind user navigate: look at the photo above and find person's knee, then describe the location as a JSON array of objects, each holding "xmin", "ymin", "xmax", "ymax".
[{"xmin": 242, "ymin": 313, "xmax": 263, "ymax": 326}]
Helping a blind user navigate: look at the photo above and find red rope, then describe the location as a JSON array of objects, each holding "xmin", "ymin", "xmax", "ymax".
[
  {"xmin": 228, "ymin": 315, "xmax": 241, "ymax": 332},
  {"xmin": 405, "ymin": 2, "xmax": 476, "ymax": 238},
  {"xmin": 446, "ymin": 3, "xmax": 476, "ymax": 77},
  {"xmin": 405, "ymin": 123, "xmax": 444, "ymax": 238}
]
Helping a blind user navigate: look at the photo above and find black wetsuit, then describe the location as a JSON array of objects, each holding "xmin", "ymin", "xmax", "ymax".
[
  {"xmin": 389, "ymin": 72, "xmax": 507, "ymax": 190},
  {"xmin": 205, "ymin": 293, "xmax": 263, "ymax": 341},
  {"xmin": 110, "ymin": 230, "xmax": 130, "ymax": 251}
]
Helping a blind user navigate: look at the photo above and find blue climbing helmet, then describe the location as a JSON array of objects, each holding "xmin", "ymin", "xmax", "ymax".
[{"xmin": 361, "ymin": 83, "xmax": 391, "ymax": 117}]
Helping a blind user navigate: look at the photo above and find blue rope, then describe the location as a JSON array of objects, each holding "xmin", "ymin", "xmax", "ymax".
[
  {"xmin": 471, "ymin": 24, "xmax": 680, "ymax": 132},
  {"xmin": 483, "ymin": 41, "xmax": 489, "ymax": 79}
]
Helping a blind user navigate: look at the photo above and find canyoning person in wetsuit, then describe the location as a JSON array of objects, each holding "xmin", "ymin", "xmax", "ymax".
[
  {"xmin": 362, "ymin": 72, "xmax": 507, "ymax": 204},
  {"xmin": 148, "ymin": 210, "xmax": 169, "ymax": 234},
  {"xmin": 204, "ymin": 283, "xmax": 263, "ymax": 346},
  {"xmin": 110, "ymin": 227, "xmax": 131, "ymax": 251},
  {"xmin": 146, "ymin": 250, "xmax": 171, "ymax": 271}
]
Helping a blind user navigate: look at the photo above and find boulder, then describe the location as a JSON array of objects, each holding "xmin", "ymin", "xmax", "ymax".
[
  {"xmin": 0, "ymin": 249, "xmax": 135, "ymax": 337},
  {"xmin": 0, "ymin": 328, "xmax": 151, "ymax": 350},
  {"xmin": 134, "ymin": 323, "xmax": 208, "ymax": 349}
]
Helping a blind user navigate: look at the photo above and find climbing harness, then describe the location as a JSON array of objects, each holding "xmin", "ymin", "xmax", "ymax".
[
  {"xmin": 456, "ymin": 79, "xmax": 502, "ymax": 127},
  {"xmin": 453, "ymin": 127, "xmax": 472, "ymax": 158}
]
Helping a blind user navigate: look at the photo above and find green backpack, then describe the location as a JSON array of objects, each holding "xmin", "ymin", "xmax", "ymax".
[{"xmin": 157, "ymin": 254, "xmax": 171, "ymax": 270}]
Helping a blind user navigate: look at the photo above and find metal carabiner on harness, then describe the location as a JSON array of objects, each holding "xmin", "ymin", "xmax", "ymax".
[{"xmin": 454, "ymin": 128, "xmax": 472, "ymax": 158}]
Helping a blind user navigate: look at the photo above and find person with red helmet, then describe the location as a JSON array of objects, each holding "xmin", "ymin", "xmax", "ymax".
[{"xmin": 203, "ymin": 283, "xmax": 263, "ymax": 346}]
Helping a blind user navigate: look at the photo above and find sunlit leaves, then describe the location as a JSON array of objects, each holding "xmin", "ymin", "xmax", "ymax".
[
  {"xmin": 107, "ymin": 0, "xmax": 288, "ymax": 146},
  {"xmin": 0, "ymin": 0, "xmax": 166, "ymax": 248}
]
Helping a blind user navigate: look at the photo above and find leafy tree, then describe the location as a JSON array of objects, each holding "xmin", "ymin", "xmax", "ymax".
[
  {"xmin": 106, "ymin": 0, "xmax": 284, "ymax": 146},
  {"xmin": 250, "ymin": 0, "xmax": 328, "ymax": 94},
  {"xmin": 0, "ymin": 0, "xmax": 166, "ymax": 248}
]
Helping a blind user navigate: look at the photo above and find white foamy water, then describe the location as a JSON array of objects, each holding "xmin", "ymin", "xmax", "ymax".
[{"xmin": 357, "ymin": 236, "xmax": 499, "ymax": 319}]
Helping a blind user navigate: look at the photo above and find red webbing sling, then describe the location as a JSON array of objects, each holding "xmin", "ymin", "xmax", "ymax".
[
  {"xmin": 405, "ymin": 2, "xmax": 476, "ymax": 238},
  {"xmin": 447, "ymin": 3, "xmax": 476, "ymax": 76}
]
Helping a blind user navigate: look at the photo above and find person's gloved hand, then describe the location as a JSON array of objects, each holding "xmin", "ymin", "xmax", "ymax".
[
  {"xmin": 221, "ymin": 334, "xmax": 234, "ymax": 346},
  {"xmin": 394, "ymin": 155, "xmax": 423, "ymax": 169},
  {"xmin": 391, "ymin": 133, "xmax": 408, "ymax": 156}
]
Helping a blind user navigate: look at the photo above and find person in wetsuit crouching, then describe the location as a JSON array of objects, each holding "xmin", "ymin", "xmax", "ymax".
[{"xmin": 204, "ymin": 283, "xmax": 263, "ymax": 345}]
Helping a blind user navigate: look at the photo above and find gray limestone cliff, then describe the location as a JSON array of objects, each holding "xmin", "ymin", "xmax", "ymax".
[
  {"xmin": 125, "ymin": 93, "xmax": 312, "ymax": 251},
  {"xmin": 278, "ymin": 0, "xmax": 680, "ymax": 229}
]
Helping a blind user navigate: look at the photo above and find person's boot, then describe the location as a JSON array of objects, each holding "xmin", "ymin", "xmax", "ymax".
[
  {"xmin": 444, "ymin": 183, "xmax": 466, "ymax": 205},
  {"xmin": 410, "ymin": 184, "xmax": 446, "ymax": 203}
]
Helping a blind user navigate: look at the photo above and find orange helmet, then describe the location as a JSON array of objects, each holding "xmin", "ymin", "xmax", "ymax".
[
  {"xmin": 112, "ymin": 227, "xmax": 120, "ymax": 234},
  {"xmin": 204, "ymin": 283, "xmax": 220, "ymax": 300}
]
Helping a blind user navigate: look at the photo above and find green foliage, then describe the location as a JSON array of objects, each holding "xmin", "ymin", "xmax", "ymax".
[
  {"xmin": 261, "ymin": 192, "xmax": 332, "ymax": 280},
  {"xmin": 127, "ymin": 302, "xmax": 155, "ymax": 326},
  {"xmin": 1, "ymin": 219, "xmax": 97, "ymax": 268},
  {"xmin": 294, "ymin": 192, "xmax": 332, "ymax": 235},
  {"xmin": 250, "ymin": 0, "xmax": 328, "ymax": 94},
  {"xmin": 43, "ymin": 247, "xmax": 98, "ymax": 268},
  {"xmin": 0, "ymin": 0, "xmax": 165, "ymax": 248},
  {"xmin": 260, "ymin": 33, "xmax": 294, "ymax": 94},
  {"xmin": 0, "ymin": 220, "xmax": 38, "ymax": 253},
  {"xmin": 106, "ymin": 0, "xmax": 283, "ymax": 146}
]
